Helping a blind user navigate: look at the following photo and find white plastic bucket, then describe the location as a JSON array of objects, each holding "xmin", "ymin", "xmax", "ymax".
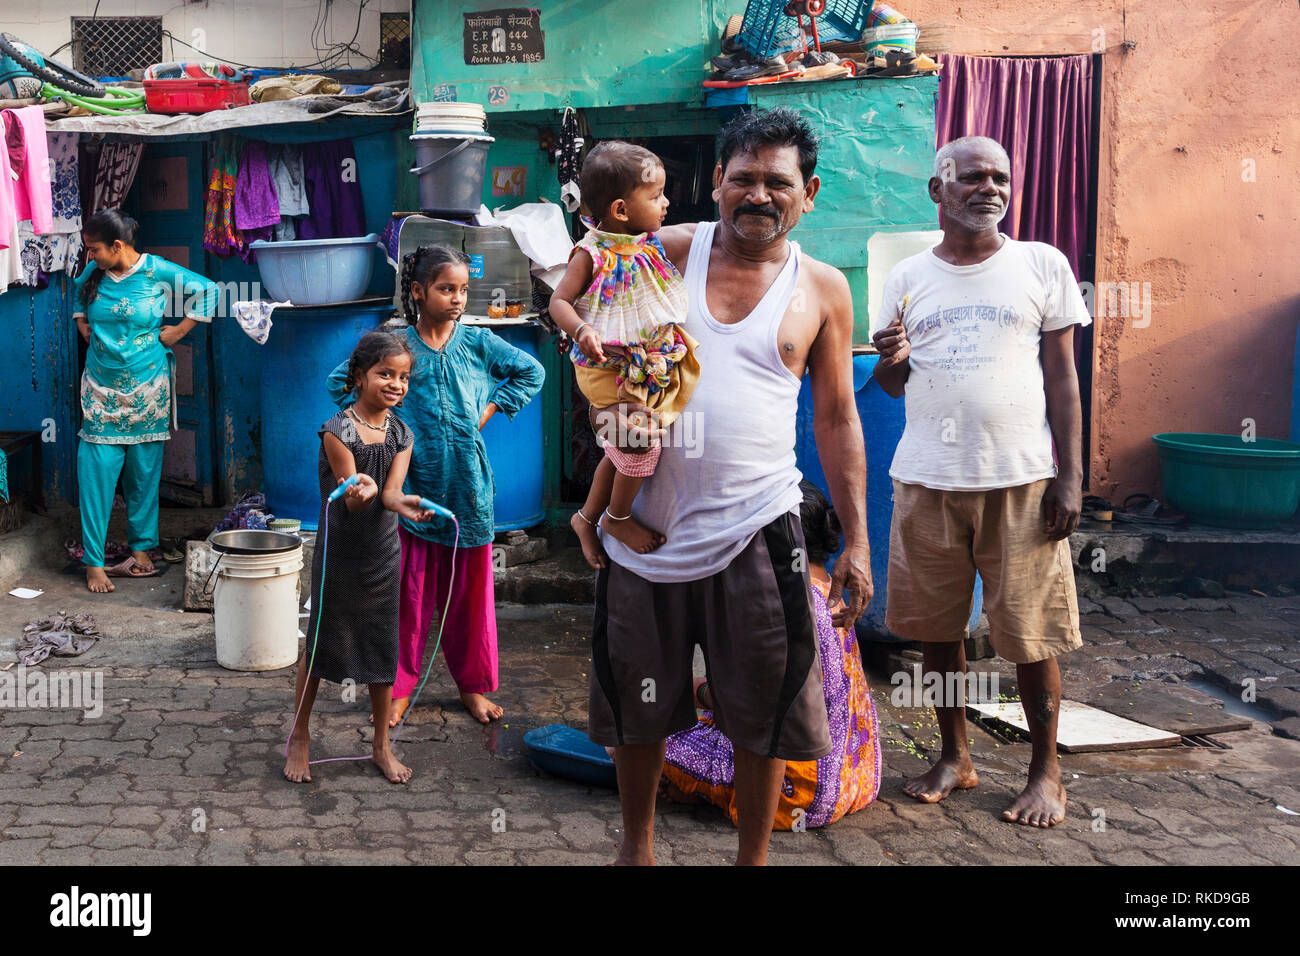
[
  {"xmin": 210, "ymin": 545, "xmax": 303, "ymax": 671},
  {"xmin": 416, "ymin": 101, "xmax": 487, "ymax": 133},
  {"xmin": 864, "ymin": 23, "xmax": 919, "ymax": 56}
]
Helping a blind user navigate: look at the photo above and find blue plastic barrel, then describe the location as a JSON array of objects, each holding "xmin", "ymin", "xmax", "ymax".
[
  {"xmin": 260, "ymin": 303, "xmax": 391, "ymax": 529},
  {"xmin": 794, "ymin": 353, "xmax": 983, "ymax": 641},
  {"xmin": 480, "ymin": 322, "xmax": 545, "ymax": 531}
]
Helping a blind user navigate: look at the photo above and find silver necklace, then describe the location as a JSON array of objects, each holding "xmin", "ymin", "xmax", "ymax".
[{"xmin": 348, "ymin": 407, "xmax": 389, "ymax": 431}]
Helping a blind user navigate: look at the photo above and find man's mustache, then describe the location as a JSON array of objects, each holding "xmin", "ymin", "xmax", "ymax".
[{"xmin": 734, "ymin": 204, "xmax": 779, "ymax": 221}]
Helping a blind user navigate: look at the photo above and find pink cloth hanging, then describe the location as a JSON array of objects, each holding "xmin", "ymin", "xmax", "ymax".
[{"xmin": 2, "ymin": 107, "xmax": 52, "ymax": 234}]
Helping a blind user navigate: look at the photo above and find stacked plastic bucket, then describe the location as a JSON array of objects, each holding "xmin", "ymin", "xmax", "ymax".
[{"xmin": 411, "ymin": 102, "xmax": 494, "ymax": 218}]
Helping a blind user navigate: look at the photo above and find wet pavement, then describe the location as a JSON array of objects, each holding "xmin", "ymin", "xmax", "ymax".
[{"xmin": 1, "ymin": 561, "xmax": 1299, "ymax": 865}]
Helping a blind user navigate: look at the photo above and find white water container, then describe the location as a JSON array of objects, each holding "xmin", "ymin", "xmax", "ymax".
[
  {"xmin": 209, "ymin": 532, "xmax": 303, "ymax": 671},
  {"xmin": 416, "ymin": 101, "xmax": 487, "ymax": 133}
]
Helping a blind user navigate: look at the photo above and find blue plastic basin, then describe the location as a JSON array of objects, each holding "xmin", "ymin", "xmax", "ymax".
[{"xmin": 250, "ymin": 234, "xmax": 380, "ymax": 306}]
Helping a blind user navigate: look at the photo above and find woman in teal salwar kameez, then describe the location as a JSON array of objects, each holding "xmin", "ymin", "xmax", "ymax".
[{"xmin": 73, "ymin": 210, "xmax": 219, "ymax": 593}]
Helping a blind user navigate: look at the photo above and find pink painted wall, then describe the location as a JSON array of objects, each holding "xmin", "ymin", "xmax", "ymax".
[{"xmin": 904, "ymin": 0, "xmax": 1300, "ymax": 500}]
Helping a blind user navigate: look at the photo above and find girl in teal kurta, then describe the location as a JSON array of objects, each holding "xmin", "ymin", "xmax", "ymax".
[
  {"xmin": 327, "ymin": 245, "xmax": 544, "ymax": 724},
  {"xmin": 74, "ymin": 209, "xmax": 218, "ymax": 593}
]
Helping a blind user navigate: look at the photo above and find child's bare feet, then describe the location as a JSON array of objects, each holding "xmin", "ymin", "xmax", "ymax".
[
  {"xmin": 283, "ymin": 734, "xmax": 312, "ymax": 783},
  {"xmin": 373, "ymin": 746, "xmax": 413, "ymax": 784},
  {"xmin": 460, "ymin": 691, "xmax": 503, "ymax": 723},
  {"xmin": 570, "ymin": 510, "xmax": 608, "ymax": 569},
  {"xmin": 85, "ymin": 567, "xmax": 115, "ymax": 593},
  {"xmin": 369, "ymin": 696, "xmax": 409, "ymax": 728},
  {"xmin": 600, "ymin": 513, "xmax": 665, "ymax": 555}
]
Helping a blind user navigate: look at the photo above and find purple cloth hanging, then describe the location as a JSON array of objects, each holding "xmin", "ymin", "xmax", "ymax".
[
  {"xmin": 234, "ymin": 140, "xmax": 281, "ymax": 231},
  {"xmin": 297, "ymin": 138, "xmax": 366, "ymax": 240}
]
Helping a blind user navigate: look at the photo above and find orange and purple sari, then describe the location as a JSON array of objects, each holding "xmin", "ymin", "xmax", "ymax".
[{"xmin": 662, "ymin": 577, "xmax": 882, "ymax": 830}]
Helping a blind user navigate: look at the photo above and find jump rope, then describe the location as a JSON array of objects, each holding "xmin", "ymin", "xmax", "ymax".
[{"xmin": 283, "ymin": 473, "xmax": 459, "ymax": 766}]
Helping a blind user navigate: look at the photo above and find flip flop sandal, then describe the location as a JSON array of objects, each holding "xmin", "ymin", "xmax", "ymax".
[
  {"xmin": 1082, "ymin": 495, "xmax": 1114, "ymax": 521},
  {"xmin": 1114, "ymin": 493, "xmax": 1185, "ymax": 525},
  {"xmin": 104, "ymin": 556, "xmax": 162, "ymax": 578}
]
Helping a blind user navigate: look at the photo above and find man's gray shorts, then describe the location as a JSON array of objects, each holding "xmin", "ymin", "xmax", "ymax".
[{"xmin": 587, "ymin": 511, "xmax": 832, "ymax": 761}]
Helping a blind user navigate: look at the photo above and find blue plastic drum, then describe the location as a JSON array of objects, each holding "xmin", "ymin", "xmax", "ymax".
[
  {"xmin": 260, "ymin": 302, "xmax": 391, "ymax": 530},
  {"xmin": 480, "ymin": 322, "xmax": 545, "ymax": 532},
  {"xmin": 794, "ymin": 353, "xmax": 983, "ymax": 641}
]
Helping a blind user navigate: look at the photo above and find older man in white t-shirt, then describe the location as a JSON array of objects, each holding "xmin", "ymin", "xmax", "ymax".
[{"xmin": 872, "ymin": 136, "xmax": 1090, "ymax": 829}]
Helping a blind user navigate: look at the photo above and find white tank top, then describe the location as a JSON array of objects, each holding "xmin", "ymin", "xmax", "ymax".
[{"xmin": 601, "ymin": 221, "xmax": 805, "ymax": 583}]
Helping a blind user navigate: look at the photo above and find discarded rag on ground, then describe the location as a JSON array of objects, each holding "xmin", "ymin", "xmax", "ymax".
[{"xmin": 19, "ymin": 613, "xmax": 100, "ymax": 666}]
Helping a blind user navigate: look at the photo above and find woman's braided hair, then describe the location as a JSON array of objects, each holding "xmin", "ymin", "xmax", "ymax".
[
  {"xmin": 799, "ymin": 479, "xmax": 842, "ymax": 566},
  {"xmin": 344, "ymin": 331, "xmax": 415, "ymax": 396},
  {"xmin": 80, "ymin": 208, "xmax": 139, "ymax": 308},
  {"xmin": 400, "ymin": 243, "xmax": 471, "ymax": 323}
]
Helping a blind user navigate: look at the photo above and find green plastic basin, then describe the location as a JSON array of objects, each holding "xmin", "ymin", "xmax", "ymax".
[{"xmin": 1153, "ymin": 432, "xmax": 1300, "ymax": 529}]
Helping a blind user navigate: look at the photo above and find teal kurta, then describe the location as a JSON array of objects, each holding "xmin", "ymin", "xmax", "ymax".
[
  {"xmin": 73, "ymin": 253, "xmax": 219, "ymax": 444},
  {"xmin": 327, "ymin": 323, "xmax": 544, "ymax": 548}
]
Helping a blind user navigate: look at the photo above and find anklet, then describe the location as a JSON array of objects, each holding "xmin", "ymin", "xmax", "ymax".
[
  {"xmin": 603, "ymin": 510, "xmax": 631, "ymax": 521},
  {"xmin": 575, "ymin": 508, "xmax": 597, "ymax": 527}
]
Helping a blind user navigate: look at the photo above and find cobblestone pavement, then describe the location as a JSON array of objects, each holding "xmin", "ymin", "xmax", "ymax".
[{"xmin": 1, "ymin": 568, "xmax": 1298, "ymax": 865}]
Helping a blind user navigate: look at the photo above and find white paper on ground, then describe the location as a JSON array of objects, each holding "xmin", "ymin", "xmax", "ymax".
[{"xmin": 7, "ymin": 587, "xmax": 43, "ymax": 599}]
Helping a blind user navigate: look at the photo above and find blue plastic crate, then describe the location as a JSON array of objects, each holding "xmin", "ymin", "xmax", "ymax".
[{"xmin": 735, "ymin": 0, "xmax": 875, "ymax": 59}]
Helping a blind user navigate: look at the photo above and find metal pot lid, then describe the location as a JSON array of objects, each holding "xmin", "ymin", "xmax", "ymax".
[{"xmin": 209, "ymin": 530, "xmax": 302, "ymax": 555}]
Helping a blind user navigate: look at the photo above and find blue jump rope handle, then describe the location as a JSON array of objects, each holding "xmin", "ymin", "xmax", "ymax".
[
  {"xmin": 418, "ymin": 498, "xmax": 456, "ymax": 521},
  {"xmin": 328, "ymin": 474, "xmax": 361, "ymax": 502}
]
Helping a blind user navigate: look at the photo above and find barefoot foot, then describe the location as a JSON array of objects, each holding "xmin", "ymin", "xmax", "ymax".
[
  {"xmin": 902, "ymin": 756, "xmax": 979, "ymax": 803},
  {"xmin": 570, "ymin": 511, "xmax": 608, "ymax": 569},
  {"xmin": 600, "ymin": 513, "xmax": 665, "ymax": 554},
  {"xmin": 460, "ymin": 691, "xmax": 503, "ymax": 724},
  {"xmin": 283, "ymin": 735, "xmax": 312, "ymax": 783},
  {"xmin": 613, "ymin": 843, "xmax": 655, "ymax": 866},
  {"xmin": 1002, "ymin": 768, "xmax": 1067, "ymax": 827},
  {"xmin": 373, "ymin": 747, "xmax": 413, "ymax": 784},
  {"xmin": 85, "ymin": 567, "xmax": 115, "ymax": 593}
]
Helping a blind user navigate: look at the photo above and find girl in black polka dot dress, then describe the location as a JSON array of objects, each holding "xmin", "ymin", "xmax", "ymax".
[{"xmin": 284, "ymin": 333, "xmax": 435, "ymax": 785}]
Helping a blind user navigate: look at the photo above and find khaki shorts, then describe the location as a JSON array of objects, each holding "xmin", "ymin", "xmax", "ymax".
[{"xmin": 885, "ymin": 478, "xmax": 1082, "ymax": 664}]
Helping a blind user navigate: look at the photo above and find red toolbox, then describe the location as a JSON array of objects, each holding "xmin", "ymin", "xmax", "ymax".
[{"xmin": 143, "ymin": 62, "xmax": 249, "ymax": 114}]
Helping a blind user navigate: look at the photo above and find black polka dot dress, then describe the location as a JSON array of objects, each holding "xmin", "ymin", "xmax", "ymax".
[{"xmin": 304, "ymin": 410, "xmax": 412, "ymax": 685}]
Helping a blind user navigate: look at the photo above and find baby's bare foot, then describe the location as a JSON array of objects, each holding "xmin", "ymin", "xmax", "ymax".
[
  {"xmin": 601, "ymin": 513, "xmax": 665, "ymax": 555},
  {"xmin": 570, "ymin": 511, "xmax": 608, "ymax": 569}
]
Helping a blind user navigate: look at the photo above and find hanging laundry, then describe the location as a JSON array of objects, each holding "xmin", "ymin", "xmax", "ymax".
[
  {"xmin": 15, "ymin": 131, "xmax": 82, "ymax": 287},
  {"xmin": 89, "ymin": 141, "xmax": 143, "ymax": 215},
  {"xmin": 3, "ymin": 107, "xmax": 52, "ymax": 235},
  {"xmin": 0, "ymin": 128, "xmax": 21, "ymax": 289},
  {"xmin": 234, "ymin": 140, "xmax": 281, "ymax": 231},
  {"xmin": 231, "ymin": 298, "xmax": 290, "ymax": 344},
  {"xmin": 267, "ymin": 143, "xmax": 309, "ymax": 241},
  {"xmin": 556, "ymin": 107, "xmax": 584, "ymax": 213},
  {"xmin": 203, "ymin": 135, "xmax": 246, "ymax": 258},
  {"xmin": 267, "ymin": 143, "xmax": 309, "ymax": 217},
  {"xmin": 297, "ymin": 138, "xmax": 366, "ymax": 240}
]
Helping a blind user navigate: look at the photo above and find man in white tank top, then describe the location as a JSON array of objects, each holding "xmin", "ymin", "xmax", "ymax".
[{"xmin": 587, "ymin": 108, "xmax": 873, "ymax": 866}]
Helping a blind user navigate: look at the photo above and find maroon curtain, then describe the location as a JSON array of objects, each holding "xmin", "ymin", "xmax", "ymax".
[{"xmin": 936, "ymin": 53, "xmax": 1092, "ymax": 279}]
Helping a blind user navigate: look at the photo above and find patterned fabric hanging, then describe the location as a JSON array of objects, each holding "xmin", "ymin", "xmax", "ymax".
[{"xmin": 555, "ymin": 107, "xmax": 583, "ymax": 213}]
